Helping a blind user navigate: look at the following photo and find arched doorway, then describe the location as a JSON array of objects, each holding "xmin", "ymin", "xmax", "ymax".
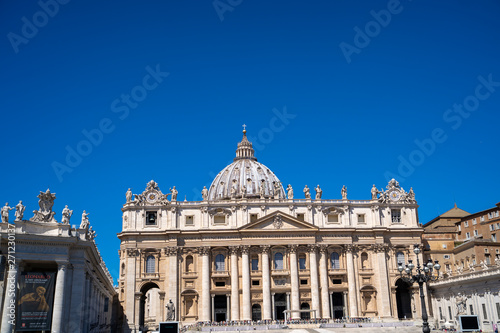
[
  {"xmin": 252, "ymin": 304, "xmax": 262, "ymax": 321},
  {"xmin": 300, "ymin": 303, "xmax": 310, "ymax": 319},
  {"xmin": 395, "ymin": 279, "xmax": 412, "ymax": 319},
  {"xmin": 140, "ymin": 282, "xmax": 161, "ymax": 331}
]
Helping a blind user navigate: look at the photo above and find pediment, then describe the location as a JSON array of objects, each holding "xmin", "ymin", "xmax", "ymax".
[{"xmin": 239, "ymin": 211, "xmax": 318, "ymax": 232}]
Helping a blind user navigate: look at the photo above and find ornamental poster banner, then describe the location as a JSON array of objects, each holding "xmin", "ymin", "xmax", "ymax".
[{"xmin": 16, "ymin": 272, "xmax": 55, "ymax": 331}]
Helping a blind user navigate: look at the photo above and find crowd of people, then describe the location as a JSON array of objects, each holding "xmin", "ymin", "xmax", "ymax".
[{"xmin": 180, "ymin": 317, "xmax": 372, "ymax": 332}]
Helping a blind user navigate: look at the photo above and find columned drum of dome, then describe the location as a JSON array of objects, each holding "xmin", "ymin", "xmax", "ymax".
[{"xmin": 208, "ymin": 129, "xmax": 285, "ymax": 201}]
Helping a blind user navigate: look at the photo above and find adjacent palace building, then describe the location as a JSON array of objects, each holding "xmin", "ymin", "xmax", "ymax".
[{"xmin": 118, "ymin": 129, "xmax": 426, "ymax": 332}]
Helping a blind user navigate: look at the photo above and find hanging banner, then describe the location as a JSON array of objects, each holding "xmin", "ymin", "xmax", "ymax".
[{"xmin": 16, "ymin": 272, "xmax": 55, "ymax": 331}]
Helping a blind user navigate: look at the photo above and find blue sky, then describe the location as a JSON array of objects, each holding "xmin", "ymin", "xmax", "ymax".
[{"xmin": 1, "ymin": 0, "xmax": 499, "ymax": 283}]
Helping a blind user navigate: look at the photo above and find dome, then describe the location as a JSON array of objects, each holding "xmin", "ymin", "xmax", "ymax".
[{"xmin": 208, "ymin": 129, "xmax": 285, "ymax": 201}]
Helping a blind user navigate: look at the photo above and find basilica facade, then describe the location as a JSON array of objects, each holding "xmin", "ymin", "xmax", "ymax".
[{"xmin": 118, "ymin": 130, "xmax": 425, "ymax": 332}]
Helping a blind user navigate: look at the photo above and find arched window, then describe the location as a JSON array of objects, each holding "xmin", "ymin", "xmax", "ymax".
[
  {"xmin": 121, "ymin": 263, "xmax": 125, "ymax": 275},
  {"xmin": 146, "ymin": 255, "xmax": 155, "ymax": 273},
  {"xmin": 251, "ymin": 255, "xmax": 259, "ymax": 271},
  {"xmin": 274, "ymin": 252, "xmax": 284, "ymax": 270},
  {"xmin": 330, "ymin": 252, "xmax": 340, "ymax": 269},
  {"xmin": 396, "ymin": 252, "xmax": 405, "ymax": 266},
  {"xmin": 186, "ymin": 255, "xmax": 194, "ymax": 272},
  {"xmin": 215, "ymin": 254, "xmax": 225, "ymax": 271},
  {"xmin": 361, "ymin": 252, "xmax": 369, "ymax": 269}
]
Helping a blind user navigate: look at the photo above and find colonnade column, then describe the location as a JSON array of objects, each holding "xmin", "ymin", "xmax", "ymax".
[
  {"xmin": 200, "ymin": 246, "xmax": 211, "ymax": 322},
  {"xmin": 343, "ymin": 291, "xmax": 348, "ymax": 318},
  {"xmin": 211, "ymin": 294, "xmax": 215, "ymax": 322},
  {"xmin": 226, "ymin": 295, "xmax": 231, "ymax": 321},
  {"xmin": 271, "ymin": 293, "xmax": 276, "ymax": 320},
  {"xmin": 319, "ymin": 245, "xmax": 331, "ymax": 319},
  {"xmin": 241, "ymin": 246, "xmax": 251, "ymax": 320},
  {"xmin": 345, "ymin": 245, "xmax": 358, "ymax": 316},
  {"xmin": 289, "ymin": 245, "xmax": 300, "ymax": 319},
  {"xmin": 261, "ymin": 245, "xmax": 272, "ymax": 320},
  {"xmin": 68, "ymin": 262, "xmax": 85, "ymax": 331},
  {"xmin": 308, "ymin": 245, "xmax": 320, "ymax": 319},
  {"xmin": 159, "ymin": 291, "xmax": 165, "ymax": 322},
  {"xmin": 0, "ymin": 259, "xmax": 21, "ymax": 333},
  {"xmin": 374, "ymin": 244, "xmax": 391, "ymax": 317},
  {"xmin": 229, "ymin": 246, "xmax": 240, "ymax": 321},
  {"xmin": 51, "ymin": 261, "xmax": 68, "ymax": 333}
]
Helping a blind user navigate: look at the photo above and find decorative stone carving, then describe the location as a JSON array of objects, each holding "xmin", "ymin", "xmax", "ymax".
[
  {"xmin": 456, "ymin": 293, "xmax": 467, "ymax": 315},
  {"xmin": 260, "ymin": 245, "xmax": 270, "ymax": 254},
  {"xmin": 126, "ymin": 249, "xmax": 139, "ymax": 257},
  {"xmin": 133, "ymin": 180, "xmax": 169, "ymax": 206},
  {"xmin": 286, "ymin": 184, "xmax": 293, "ymax": 199},
  {"xmin": 377, "ymin": 178, "xmax": 416, "ymax": 204},
  {"xmin": 318, "ymin": 244, "xmax": 328, "ymax": 254},
  {"xmin": 61, "ymin": 205, "xmax": 73, "ymax": 224},
  {"xmin": 495, "ymin": 256, "xmax": 500, "ymax": 267},
  {"xmin": 288, "ymin": 244, "xmax": 298, "ymax": 253},
  {"xmin": 199, "ymin": 246, "xmax": 210, "ymax": 256},
  {"xmin": 315, "ymin": 185, "xmax": 322, "ymax": 200},
  {"xmin": 207, "ymin": 208, "xmax": 232, "ymax": 217},
  {"xmin": 240, "ymin": 245, "xmax": 250, "ymax": 255},
  {"xmin": 273, "ymin": 215, "xmax": 283, "ymax": 229},
  {"xmin": 88, "ymin": 226, "xmax": 96, "ymax": 241},
  {"xmin": 321, "ymin": 206, "xmax": 345, "ymax": 216},
  {"xmin": 307, "ymin": 244, "xmax": 318, "ymax": 253},
  {"xmin": 469, "ymin": 262, "xmax": 475, "ymax": 272},
  {"xmin": 30, "ymin": 189, "xmax": 57, "ymax": 223},
  {"xmin": 303, "ymin": 185, "xmax": 311, "ymax": 199},
  {"xmin": 1, "ymin": 203, "xmax": 13, "ymax": 223},
  {"xmin": 344, "ymin": 244, "xmax": 357, "ymax": 253},
  {"xmin": 229, "ymin": 246, "xmax": 240, "ymax": 255},
  {"xmin": 15, "ymin": 200, "xmax": 25, "ymax": 221},
  {"xmin": 480, "ymin": 260, "xmax": 488, "ymax": 270}
]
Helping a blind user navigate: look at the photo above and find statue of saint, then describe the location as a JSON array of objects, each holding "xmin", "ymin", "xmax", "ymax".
[
  {"xmin": 495, "ymin": 256, "xmax": 500, "ymax": 267},
  {"xmin": 315, "ymin": 185, "xmax": 322, "ymax": 200},
  {"xmin": 230, "ymin": 185, "xmax": 236, "ymax": 199},
  {"xmin": 286, "ymin": 184, "xmax": 293, "ymax": 199},
  {"xmin": 241, "ymin": 184, "xmax": 247, "ymax": 198},
  {"xmin": 408, "ymin": 187, "xmax": 415, "ymax": 201},
  {"xmin": 61, "ymin": 205, "xmax": 73, "ymax": 224},
  {"xmin": 273, "ymin": 182, "xmax": 281, "ymax": 199},
  {"xmin": 1, "ymin": 203, "xmax": 14, "ymax": 223},
  {"xmin": 469, "ymin": 262, "xmax": 475, "ymax": 272},
  {"xmin": 480, "ymin": 260, "xmax": 488, "ymax": 270},
  {"xmin": 455, "ymin": 293, "xmax": 467, "ymax": 315},
  {"xmin": 303, "ymin": 185, "xmax": 311, "ymax": 199},
  {"xmin": 201, "ymin": 186, "xmax": 209, "ymax": 200},
  {"xmin": 341, "ymin": 185, "xmax": 347, "ymax": 200},
  {"xmin": 166, "ymin": 299, "xmax": 175, "ymax": 320},
  {"xmin": 15, "ymin": 200, "xmax": 25, "ymax": 221},
  {"xmin": 170, "ymin": 186, "xmax": 178, "ymax": 201},
  {"xmin": 126, "ymin": 188, "xmax": 133, "ymax": 203},
  {"xmin": 259, "ymin": 181, "xmax": 265, "ymax": 199},
  {"xmin": 371, "ymin": 184, "xmax": 378, "ymax": 200},
  {"xmin": 88, "ymin": 226, "xmax": 96, "ymax": 240},
  {"xmin": 80, "ymin": 210, "xmax": 90, "ymax": 229}
]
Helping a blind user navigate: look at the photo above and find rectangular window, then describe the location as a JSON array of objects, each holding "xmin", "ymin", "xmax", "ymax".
[
  {"xmin": 252, "ymin": 280, "xmax": 260, "ymax": 286},
  {"xmin": 214, "ymin": 216, "xmax": 226, "ymax": 225},
  {"xmin": 300, "ymin": 279, "xmax": 308, "ymax": 285},
  {"xmin": 299, "ymin": 257, "xmax": 306, "ymax": 270},
  {"xmin": 332, "ymin": 279, "xmax": 342, "ymax": 284},
  {"xmin": 250, "ymin": 214, "xmax": 258, "ymax": 222},
  {"xmin": 104, "ymin": 297, "xmax": 109, "ymax": 312},
  {"xmin": 485, "ymin": 254, "xmax": 491, "ymax": 265},
  {"xmin": 439, "ymin": 307, "xmax": 443, "ymax": 320},
  {"xmin": 496, "ymin": 303, "xmax": 500, "ymax": 319},
  {"xmin": 491, "ymin": 225, "xmax": 495, "ymax": 231},
  {"xmin": 328, "ymin": 214, "xmax": 339, "ymax": 223},
  {"xmin": 186, "ymin": 215, "xmax": 194, "ymax": 225},
  {"xmin": 391, "ymin": 209, "xmax": 401, "ymax": 223},
  {"xmin": 482, "ymin": 304, "xmax": 487, "ymax": 319},
  {"xmin": 474, "ymin": 230, "xmax": 478, "ymax": 237},
  {"xmin": 357, "ymin": 214, "xmax": 365, "ymax": 223},
  {"xmin": 496, "ymin": 223, "xmax": 500, "ymax": 229},
  {"xmin": 481, "ymin": 216, "xmax": 485, "ymax": 222},
  {"xmin": 473, "ymin": 218, "xmax": 477, "ymax": 225},
  {"xmin": 251, "ymin": 258, "xmax": 259, "ymax": 271},
  {"xmin": 146, "ymin": 211, "xmax": 157, "ymax": 225},
  {"xmin": 466, "ymin": 232, "xmax": 470, "ymax": 239},
  {"xmin": 296, "ymin": 213, "xmax": 305, "ymax": 221},
  {"xmin": 496, "ymin": 211, "xmax": 499, "ymax": 217},
  {"xmin": 448, "ymin": 306, "xmax": 452, "ymax": 320},
  {"xmin": 458, "ymin": 224, "xmax": 461, "ymax": 231},
  {"xmin": 215, "ymin": 281, "xmax": 225, "ymax": 287},
  {"xmin": 470, "ymin": 304, "xmax": 474, "ymax": 315},
  {"xmin": 465, "ymin": 221, "xmax": 469, "ymax": 227}
]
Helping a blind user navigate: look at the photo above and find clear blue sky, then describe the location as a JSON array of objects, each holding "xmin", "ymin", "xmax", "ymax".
[{"xmin": 1, "ymin": 0, "xmax": 499, "ymax": 283}]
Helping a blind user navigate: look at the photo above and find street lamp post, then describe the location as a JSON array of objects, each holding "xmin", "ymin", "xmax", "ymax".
[{"xmin": 398, "ymin": 244, "xmax": 440, "ymax": 333}]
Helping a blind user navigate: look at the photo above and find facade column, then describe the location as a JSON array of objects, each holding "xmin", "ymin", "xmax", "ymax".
[
  {"xmin": 168, "ymin": 246, "xmax": 179, "ymax": 320},
  {"xmin": 226, "ymin": 294, "xmax": 231, "ymax": 321},
  {"xmin": 345, "ymin": 245, "xmax": 358, "ymax": 316},
  {"xmin": 200, "ymin": 246, "xmax": 211, "ymax": 322},
  {"xmin": 271, "ymin": 293, "xmax": 276, "ymax": 320},
  {"xmin": 211, "ymin": 294, "xmax": 215, "ymax": 322},
  {"xmin": 159, "ymin": 291, "xmax": 165, "ymax": 322},
  {"xmin": 289, "ymin": 245, "xmax": 300, "ymax": 319},
  {"xmin": 125, "ymin": 249, "xmax": 138, "ymax": 331},
  {"xmin": 229, "ymin": 246, "xmax": 240, "ymax": 321},
  {"xmin": 308, "ymin": 245, "xmax": 320, "ymax": 319},
  {"xmin": 261, "ymin": 245, "xmax": 272, "ymax": 320},
  {"xmin": 68, "ymin": 262, "xmax": 85, "ymax": 332},
  {"xmin": 241, "ymin": 246, "xmax": 251, "ymax": 320},
  {"xmin": 329, "ymin": 292, "xmax": 333, "ymax": 319},
  {"xmin": 134, "ymin": 292, "xmax": 141, "ymax": 330},
  {"xmin": 286, "ymin": 292, "xmax": 290, "ymax": 320},
  {"xmin": 374, "ymin": 245, "xmax": 392, "ymax": 317},
  {"xmin": 0, "ymin": 259, "xmax": 21, "ymax": 333},
  {"xmin": 319, "ymin": 245, "xmax": 331, "ymax": 319},
  {"xmin": 51, "ymin": 261, "xmax": 68, "ymax": 333},
  {"xmin": 343, "ymin": 291, "xmax": 348, "ymax": 318},
  {"xmin": 83, "ymin": 274, "xmax": 91, "ymax": 332}
]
